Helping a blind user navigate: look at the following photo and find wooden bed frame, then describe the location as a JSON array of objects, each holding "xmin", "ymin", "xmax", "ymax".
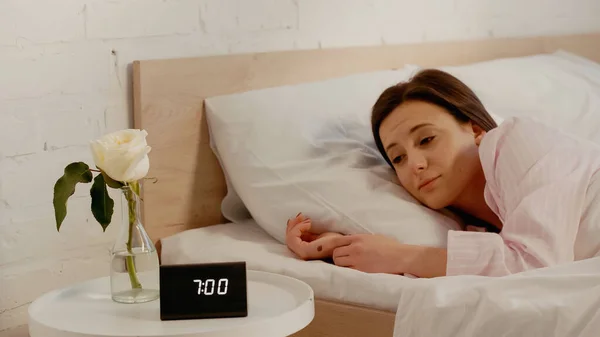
[{"xmin": 132, "ymin": 33, "xmax": 600, "ymax": 337}]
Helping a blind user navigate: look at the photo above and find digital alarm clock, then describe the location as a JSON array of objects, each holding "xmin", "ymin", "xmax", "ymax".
[{"xmin": 159, "ymin": 261, "xmax": 248, "ymax": 320}]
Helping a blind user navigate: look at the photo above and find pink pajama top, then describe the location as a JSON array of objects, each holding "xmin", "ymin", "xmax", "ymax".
[{"xmin": 446, "ymin": 117, "xmax": 600, "ymax": 277}]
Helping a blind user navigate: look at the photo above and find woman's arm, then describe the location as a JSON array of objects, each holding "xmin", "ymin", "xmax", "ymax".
[
  {"xmin": 330, "ymin": 234, "xmax": 448, "ymax": 278},
  {"xmin": 446, "ymin": 117, "xmax": 600, "ymax": 276},
  {"xmin": 403, "ymin": 245, "xmax": 448, "ymax": 278},
  {"xmin": 286, "ymin": 214, "xmax": 449, "ymax": 277}
]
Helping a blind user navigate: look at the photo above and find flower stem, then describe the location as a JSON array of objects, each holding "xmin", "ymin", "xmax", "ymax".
[{"xmin": 125, "ymin": 183, "xmax": 142, "ymax": 290}]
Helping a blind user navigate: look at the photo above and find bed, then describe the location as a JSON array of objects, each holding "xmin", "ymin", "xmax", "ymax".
[{"xmin": 132, "ymin": 33, "xmax": 600, "ymax": 337}]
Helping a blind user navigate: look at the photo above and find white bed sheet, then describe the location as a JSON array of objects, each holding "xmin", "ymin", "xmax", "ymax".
[
  {"xmin": 161, "ymin": 220, "xmax": 600, "ymax": 335},
  {"xmin": 394, "ymin": 256, "xmax": 600, "ymax": 337},
  {"xmin": 160, "ymin": 219, "xmax": 416, "ymax": 312}
]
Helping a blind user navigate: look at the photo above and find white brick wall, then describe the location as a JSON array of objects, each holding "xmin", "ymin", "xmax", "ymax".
[
  {"xmin": 0, "ymin": 0, "xmax": 86, "ymax": 46},
  {"xmin": 202, "ymin": 0, "xmax": 299, "ymax": 33},
  {"xmin": 0, "ymin": 42, "xmax": 111, "ymax": 100},
  {"xmin": 0, "ymin": 0, "xmax": 599, "ymax": 332},
  {"xmin": 86, "ymin": 0, "xmax": 201, "ymax": 39}
]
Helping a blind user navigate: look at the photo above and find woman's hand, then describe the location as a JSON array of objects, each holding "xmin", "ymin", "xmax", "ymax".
[
  {"xmin": 285, "ymin": 213, "xmax": 344, "ymax": 260},
  {"xmin": 331, "ymin": 234, "xmax": 406, "ymax": 274},
  {"xmin": 332, "ymin": 234, "xmax": 448, "ymax": 278}
]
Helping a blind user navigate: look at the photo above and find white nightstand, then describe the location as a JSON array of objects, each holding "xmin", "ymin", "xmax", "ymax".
[{"xmin": 28, "ymin": 270, "xmax": 314, "ymax": 337}]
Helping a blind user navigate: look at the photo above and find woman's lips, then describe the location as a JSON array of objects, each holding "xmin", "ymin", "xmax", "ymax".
[{"xmin": 418, "ymin": 176, "xmax": 440, "ymax": 190}]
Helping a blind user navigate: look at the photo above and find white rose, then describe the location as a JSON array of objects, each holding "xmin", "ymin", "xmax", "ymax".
[{"xmin": 90, "ymin": 129, "xmax": 151, "ymax": 183}]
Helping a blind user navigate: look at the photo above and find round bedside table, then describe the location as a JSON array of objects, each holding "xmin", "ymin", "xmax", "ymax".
[{"xmin": 28, "ymin": 270, "xmax": 314, "ymax": 337}]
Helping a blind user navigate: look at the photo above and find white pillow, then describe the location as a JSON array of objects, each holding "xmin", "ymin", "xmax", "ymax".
[
  {"xmin": 206, "ymin": 67, "xmax": 463, "ymax": 246},
  {"xmin": 206, "ymin": 50, "xmax": 600, "ymax": 246},
  {"xmin": 437, "ymin": 50, "xmax": 600, "ymax": 143},
  {"xmin": 208, "ymin": 125, "xmax": 253, "ymax": 223}
]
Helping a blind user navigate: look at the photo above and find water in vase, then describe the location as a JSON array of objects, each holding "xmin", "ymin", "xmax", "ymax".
[{"xmin": 110, "ymin": 247, "xmax": 160, "ymax": 303}]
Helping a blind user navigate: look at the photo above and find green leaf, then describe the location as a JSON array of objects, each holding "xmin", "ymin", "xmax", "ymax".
[
  {"xmin": 53, "ymin": 162, "xmax": 93, "ymax": 231},
  {"xmin": 90, "ymin": 174, "xmax": 114, "ymax": 232},
  {"xmin": 100, "ymin": 170, "xmax": 124, "ymax": 189}
]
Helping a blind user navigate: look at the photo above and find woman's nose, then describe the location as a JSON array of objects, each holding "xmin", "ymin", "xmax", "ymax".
[{"xmin": 409, "ymin": 153, "xmax": 427, "ymax": 173}]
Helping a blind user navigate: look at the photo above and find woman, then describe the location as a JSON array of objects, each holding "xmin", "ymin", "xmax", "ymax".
[{"xmin": 285, "ymin": 69, "xmax": 600, "ymax": 278}]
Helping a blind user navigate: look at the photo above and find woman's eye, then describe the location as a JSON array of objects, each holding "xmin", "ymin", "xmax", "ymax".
[
  {"xmin": 392, "ymin": 155, "xmax": 404, "ymax": 164},
  {"xmin": 420, "ymin": 136, "xmax": 435, "ymax": 145}
]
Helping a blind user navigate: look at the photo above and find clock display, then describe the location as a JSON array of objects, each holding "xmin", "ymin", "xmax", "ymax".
[
  {"xmin": 159, "ymin": 261, "xmax": 247, "ymax": 320},
  {"xmin": 194, "ymin": 278, "xmax": 229, "ymax": 295}
]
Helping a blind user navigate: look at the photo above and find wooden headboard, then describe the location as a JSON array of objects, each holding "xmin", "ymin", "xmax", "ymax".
[{"xmin": 132, "ymin": 33, "xmax": 600, "ymax": 246}]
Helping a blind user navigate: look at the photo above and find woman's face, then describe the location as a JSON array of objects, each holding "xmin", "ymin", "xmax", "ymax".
[{"xmin": 379, "ymin": 100, "xmax": 485, "ymax": 209}]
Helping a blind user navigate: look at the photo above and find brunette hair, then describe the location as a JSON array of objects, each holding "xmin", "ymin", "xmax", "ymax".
[{"xmin": 371, "ymin": 69, "xmax": 497, "ymax": 167}]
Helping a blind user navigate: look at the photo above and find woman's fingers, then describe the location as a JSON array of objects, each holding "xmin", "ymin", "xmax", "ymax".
[
  {"xmin": 286, "ymin": 223, "xmax": 313, "ymax": 259},
  {"xmin": 332, "ymin": 244, "xmax": 353, "ymax": 266},
  {"xmin": 332, "ymin": 244, "xmax": 351, "ymax": 258},
  {"xmin": 331, "ymin": 238, "xmax": 356, "ymax": 266},
  {"xmin": 333, "ymin": 247, "xmax": 353, "ymax": 267},
  {"xmin": 332, "ymin": 255, "xmax": 353, "ymax": 267},
  {"xmin": 287, "ymin": 218, "xmax": 311, "ymax": 245},
  {"xmin": 294, "ymin": 219, "xmax": 312, "ymax": 238},
  {"xmin": 287, "ymin": 213, "xmax": 307, "ymax": 232},
  {"xmin": 300, "ymin": 231, "xmax": 319, "ymax": 242}
]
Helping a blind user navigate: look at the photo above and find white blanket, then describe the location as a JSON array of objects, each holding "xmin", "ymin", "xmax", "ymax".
[
  {"xmin": 161, "ymin": 220, "xmax": 600, "ymax": 335},
  {"xmin": 394, "ymin": 256, "xmax": 600, "ymax": 337}
]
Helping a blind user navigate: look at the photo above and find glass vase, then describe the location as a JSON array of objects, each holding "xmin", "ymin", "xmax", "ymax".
[{"xmin": 110, "ymin": 182, "xmax": 160, "ymax": 304}]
